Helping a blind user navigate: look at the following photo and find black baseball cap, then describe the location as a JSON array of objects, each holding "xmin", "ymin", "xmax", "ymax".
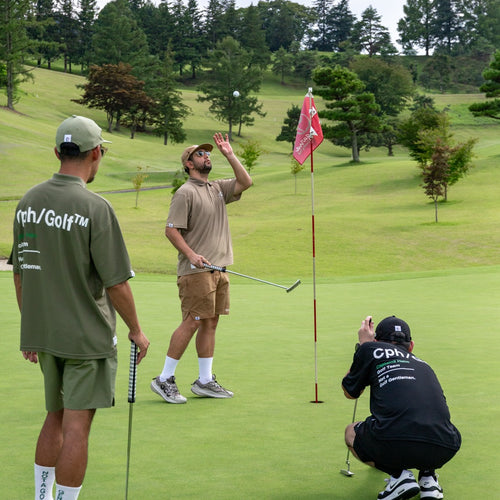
[{"xmin": 375, "ymin": 316, "xmax": 411, "ymax": 343}]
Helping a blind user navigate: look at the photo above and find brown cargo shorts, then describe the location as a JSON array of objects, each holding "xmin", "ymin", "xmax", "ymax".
[{"xmin": 178, "ymin": 270, "xmax": 230, "ymax": 321}]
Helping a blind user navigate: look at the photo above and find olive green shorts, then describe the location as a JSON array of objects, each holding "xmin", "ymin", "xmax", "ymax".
[
  {"xmin": 38, "ymin": 351, "xmax": 118, "ymax": 412},
  {"xmin": 178, "ymin": 270, "xmax": 230, "ymax": 321}
]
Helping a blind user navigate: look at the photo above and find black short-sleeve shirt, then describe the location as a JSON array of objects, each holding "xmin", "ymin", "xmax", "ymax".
[{"xmin": 342, "ymin": 342, "xmax": 461, "ymax": 450}]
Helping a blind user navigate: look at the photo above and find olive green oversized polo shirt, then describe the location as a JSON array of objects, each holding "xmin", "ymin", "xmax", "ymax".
[
  {"xmin": 166, "ymin": 177, "xmax": 240, "ymax": 276},
  {"xmin": 11, "ymin": 173, "xmax": 133, "ymax": 359}
]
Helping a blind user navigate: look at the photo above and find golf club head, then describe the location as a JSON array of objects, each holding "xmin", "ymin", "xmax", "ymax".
[
  {"xmin": 340, "ymin": 469, "xmax": 354, "ymax": 477},
  {"xmin": 286, "ymin": 279, "xmax": 301, "ymax": 293}
]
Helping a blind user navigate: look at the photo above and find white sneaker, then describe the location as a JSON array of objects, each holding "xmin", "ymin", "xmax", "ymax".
[
  {"xmin": 419, "ymin": 474, "xmax": 443, "ymax": 499},
  {"xmin": 151, "ymin": 376, "xmax": 187, "ymax": 404},
  {"xmin": 377, "ymin": 470, "xmax": 420, "ymax": 500}
]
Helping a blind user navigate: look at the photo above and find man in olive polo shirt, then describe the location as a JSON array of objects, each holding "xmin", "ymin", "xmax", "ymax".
[
  {"xmin": 10, "ymin": 115, "xmax": 149, "ymax": 500},
  {"xmin": 151, "ymin": 132, "xmax": 252, "ymax": 403}
]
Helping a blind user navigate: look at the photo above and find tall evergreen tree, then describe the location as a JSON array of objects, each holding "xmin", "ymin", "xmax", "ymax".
[
  {"xmin": 330, "ymin": 0, "xmax": 355, "ymax": 52},
  {"xmin": 238, "ymin": 4, "xmax": 270, "ymax": 70},
  {"xmin": 28, "ymin": 0, "xmax": 60, "ymax": 68},
  {"xmin": 197, "ymin": 36, "xmax": 264, "ymax": 140},
  {"xmin": 313, "ymin": 65, "xmax": 382, "ymax": 163},
  {"xmin": 351, "ymin": 6, "xmax": 396, "ymax": 57},
  {"xmin": 0, "ymin": 0, "xmax": 34, "ymax": 109},
  {"xmin": 397, "ymin": 0, "xmax": 434, "ymax": 56},
  {"xmin": 455, "ymin": 0, "xmax": 500, "ymax": 53},
  {"xmin": 91, "ymin": 0, "xmax": 149, "ymax": 70},
  {"xmin": 183, "ymin": 0, "xmax": 205, "ymax": 78},
  {"xmin": 148, "ymin": 48, "xmax": 191, "ymax": 145},
  {"xmin": 220, "ymin": 0, "xmax": 239, "ymax": 41},
  {"xmin": 56, "ymin": 0, "xmax": 79, "ymax": 73},
  {"xmin": 203, "ymin": 0, "xmax": 226, "ymax": 49},
  {"xmin": 431, "ymin": 0, "xmax": 462, "ymax": 54},
  {"xmin": 131, "ymin": 0, "xmax": 165, "ymax": 57},
  {"xmin": 170, "ymin": 0, "xmax": 204, "ymax": 78},
  {"xmin": 309, "ymin": 0, "xmax": 334, "ymax": 51},
  {"xmin": 78, "ymin": 0, "xmax": 98, "ymax": 72},
  {"xmin": 258, "ymin": 0, "xmax": 312, "ymax": 52}
]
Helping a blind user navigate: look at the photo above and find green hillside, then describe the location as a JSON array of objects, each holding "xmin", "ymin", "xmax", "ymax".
[{"xmin": 1, "ymin": 67, "xmax": 499, "ymax": 279}]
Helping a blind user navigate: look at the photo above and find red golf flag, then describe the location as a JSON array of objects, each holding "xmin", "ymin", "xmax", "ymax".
[{"xmin": 293, "ymin": 89, "xmax": 323, "ymax": 165}]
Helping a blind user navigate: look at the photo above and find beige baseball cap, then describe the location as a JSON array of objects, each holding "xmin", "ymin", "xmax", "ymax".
[
  {"xmin": 56, "ymin": 115, "xmax": 111, "ymax": 153},
  {"xmin": 181, "ymin": 143, "xmax": 213, "ymax": 166}
]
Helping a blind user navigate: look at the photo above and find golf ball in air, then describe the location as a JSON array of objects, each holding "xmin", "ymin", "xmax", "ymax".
[{"xmin": 233, "ymin": 91, "xmax": 240, "ymax": 97}]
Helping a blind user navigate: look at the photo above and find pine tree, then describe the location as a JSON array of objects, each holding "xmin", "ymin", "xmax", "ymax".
[
  {"xmin": 469, "ymin": 50, "xmax": 500, "ymax": 120},
  {"xmin": 91, "ymin": 0, "xmax": 149, "ymax": 69},
  {"xmin": 78, "ymin": 0, "xmax": 98, "ymax": 73},
  {"xmin": 197, "ymin": 36, "xmax": 264, "ymax": 140},
  {"xmin": 148, "ymin": 47, "xmax": 191, "ymax": 145},
  {"xmin": 431, "ymin": 0, "xmax": 462, "ymax": 54},
  {"xmin": 310, "ymin": 0, "xmax": 334, "ymax": 51},
  {"xmin": 0, "ymin": 0, "xmax": 34, "ymax": 109},
  {"xmin": 351, "ymin": 6, "xmax": 396, "ymax": 57},
  {"xmin": 276, "ymin": 104, "xmax": 301, "ymax": 151},
  {"xmin": 238, "ymin": 4, "xmax": 270, "ymax": 70},
  {"xmin": 397, "ymin": 0, "xmax": 434, "ymax": 55},
  {"xmin": 313, "ymin": 65, "xmax": 381, "ymax": 163},
  {"xmin": 330, "ymin": 0, "xmax": 355, "ymax": 52}
]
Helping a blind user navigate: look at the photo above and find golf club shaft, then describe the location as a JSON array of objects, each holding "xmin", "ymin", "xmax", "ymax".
[
  {"xmin": 341, "ymin": 344, "xmax": 361, "ymax": 476},
  {"xmin": 125, "ymin": 342, "xmax": 138, "ymax": 500},
  {"xmin": 345, "ymin": 399, "xmax": 358, "ymax": 463},
  {"xmin": 203, "ymin": 263, "xmax": 300, "ymax": 292}
]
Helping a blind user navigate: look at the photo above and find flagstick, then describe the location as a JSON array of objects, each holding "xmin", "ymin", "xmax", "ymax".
[
  {"xmin": 293, "ymin": 88, "xmax": 324, "ymax": 404},
  {"xmin": 308, "ymin": 91, "xmax": 322, "ymax": 404},
  {"xmin": 310, "ymin": 140, "xmax": 321, "ymax": 404}
]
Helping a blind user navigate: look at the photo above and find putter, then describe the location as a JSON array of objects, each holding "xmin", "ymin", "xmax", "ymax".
[
  {"xmin": 201, "ymin": 263, "xmax": 301, "ymax": 292},
  {"xmin": 125, "ymin": 341, "xmax": 138, "ymax": 499},
  {"xmin": 340, "ymin": 398, "xmax": 358, "ymax": 477}
]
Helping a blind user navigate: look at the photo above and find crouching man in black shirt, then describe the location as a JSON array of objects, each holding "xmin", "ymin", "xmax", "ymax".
[{"xmin": 342, "ymin": 316, "xmax": 461, "ymax": 500}]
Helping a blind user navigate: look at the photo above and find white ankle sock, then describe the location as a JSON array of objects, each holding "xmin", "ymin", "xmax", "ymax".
[
  {"xmin": 34, "ymin": 464, "xmax": 55, "ymax": 500},
  {"xmin": 159, "ymin": 356, "xmax": 179, "ymax": 382},
  {"xmin": 198, "ymin": 357, "xmax": 213, "ymax": 384},
  {"xmin": 55, "ymin": 484, "xmax": 81, "ymax": 500}
]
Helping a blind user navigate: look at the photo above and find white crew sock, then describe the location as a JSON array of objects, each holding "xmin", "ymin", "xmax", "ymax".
[
  {"xmin": 55, "ymin": 484, "xmax": 81, "ymax": 500},
  {"xmin": 34, "ymin": 464, "xmax": 55, "ymax": 500},
  {"xmin": 159, "ymin": 356, "xmax": 179, "ymax": 382},
  {"xmin": 198, "ymin": 357, "xmax": 213, "ymax": 384}
]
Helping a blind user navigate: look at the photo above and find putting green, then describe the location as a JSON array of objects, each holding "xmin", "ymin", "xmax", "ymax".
[{"xmin": 2, "ymin": 266, "xmax": 498, "ymax": 498}]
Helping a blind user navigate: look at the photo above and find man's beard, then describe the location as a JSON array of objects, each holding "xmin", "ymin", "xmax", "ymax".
[{"xmin": 196, "ymin": 164, "xmax": 212, "ymax": 175}]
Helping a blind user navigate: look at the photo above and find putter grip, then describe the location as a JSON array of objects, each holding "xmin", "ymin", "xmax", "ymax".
[
  {"xmin": 128, "ymin": 341, "xmax": 138, "ymax": 404},
  {"xmin": 204, "ymin": 263, "xmax": 226, "ymax": 272}
]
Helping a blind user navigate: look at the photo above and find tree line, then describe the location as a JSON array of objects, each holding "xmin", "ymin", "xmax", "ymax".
[
  {"xmin": 1, "ymin": 0, "xmax": 499, "ymax": 217},
  {"xmin": 2, "ymin": 0, "xmax": 500, "ymax": 104}
]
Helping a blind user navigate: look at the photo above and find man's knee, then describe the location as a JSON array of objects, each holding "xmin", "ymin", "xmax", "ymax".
[
  {"xmin": 345, "ymin": 422, "xmax": 357, "ymax": 447},
  {"xmin": 180, "ymin": 315, "xmax": 201, "ymax": 333}
]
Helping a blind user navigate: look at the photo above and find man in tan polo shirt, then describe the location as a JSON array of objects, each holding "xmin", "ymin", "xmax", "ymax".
[{"xmin": 151, "ymin": 132, "xmax": 252, "ymax": 403}]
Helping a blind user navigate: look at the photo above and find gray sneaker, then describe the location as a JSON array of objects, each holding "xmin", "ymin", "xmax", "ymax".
[
  {"xmin": 151, "ymin": 376, "xmax": 187, "ymax": 404},
  {"xmin": 191, "ymin": 375, "xmax": 234, "ymax": 398}
]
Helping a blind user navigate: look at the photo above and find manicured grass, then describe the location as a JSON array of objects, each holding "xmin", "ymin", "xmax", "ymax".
[
  {"xmin": 1, "ymin": 66, "xmax": 500, "ymax": 498},
  {"xmin": 2, "ymin": 267, "xmax": 499, "ymax": 499}
]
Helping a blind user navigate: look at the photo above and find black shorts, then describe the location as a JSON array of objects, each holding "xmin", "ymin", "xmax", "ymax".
[{"xmin": 353, "ymin": 421, "xmax": 459, "ymax": 475}]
